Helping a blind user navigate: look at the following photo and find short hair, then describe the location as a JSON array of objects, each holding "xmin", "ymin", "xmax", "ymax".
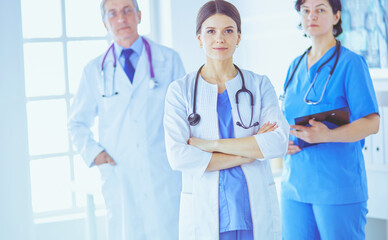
[
  {"xmin": 100, "ymin": 0, "xmax": 139, "ymax": 19},
  {"xmin": 295, "ymin": 0, "xmax": 343, "ymax": 37},
  {"xmin": 196, "ymin": 0, "xmax": 241, "ymax": 35}
]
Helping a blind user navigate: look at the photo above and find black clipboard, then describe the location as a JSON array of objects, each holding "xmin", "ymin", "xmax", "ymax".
[{"xmin": 293, "ymin": 107, "xmax": 350, "ymax": 148}]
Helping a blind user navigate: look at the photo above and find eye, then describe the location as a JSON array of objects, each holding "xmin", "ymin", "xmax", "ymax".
[
  {"xmin": 301, "ymin": 9, "xmax": 309, "ymax": 15},
  {"xmin": 317, "ymin": 8, "xmax": 325, "ymax": 13},
  {"xmin": 123, "ymin": 7, "xmax": 135, "ymax": 15},
  {"xmin": 226, "ymin": 29, "xmax": 234, "ymax": 33},
  {"xmin": 207, "ymin": 29, "xmax": 215, "ymax": 34},
  {"xmin": 107, "ymin": 10, "xmax": 117, "ymax": 19}
]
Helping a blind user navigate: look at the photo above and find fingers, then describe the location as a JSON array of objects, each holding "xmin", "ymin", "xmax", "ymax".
[
  {"xmin": 287, "ymin": 142, "xmax": 301, "ymax": 155},
  {"xmin": 188, "ymin": 137, "xmax": 196, "ymax": 145},
  {"xmin": 257, "ymin": 121, "xmax": 278, "ymax": 134},
  {"xmin": 308, "ymin": 119, "xmax": 322, "ymax": 127},
  {"xmin": 107, "ymin": 155, "xmax": 116, "ymax": 166},
  {"xmin": 94, "ymin": 151, "xmax": 116, "ymax": 166},
  {"xmin": 290, "ymin": 130, "xmax": 299, "ymax": 137},
  {"xmin": 287, "ymin": 148, "xmax": 301, "ymax": 155},
  {"xmin": 290, "ymin": 124, "xmax": 307, "ymax": 131}
]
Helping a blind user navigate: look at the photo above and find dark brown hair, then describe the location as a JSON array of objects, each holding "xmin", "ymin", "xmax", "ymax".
[
  {"xmin": 196, "ymin": 0, "xmax": 241, "ymax": 35},
  {"xmin": 295, "ymin": 0, "xmax": 343, "ymax": 37}
]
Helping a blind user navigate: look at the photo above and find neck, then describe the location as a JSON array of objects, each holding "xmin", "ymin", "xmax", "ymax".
[
  {"xmin": 201, "ymin": 58, "xmax": 237, "ymax": 85},
  {"xmin": 115, "ymin": 34, "xmax": 140, "ymax": 49},
  {"xmin": 310, "ymin": 34, "xmax": 337, "ymax": 59}
]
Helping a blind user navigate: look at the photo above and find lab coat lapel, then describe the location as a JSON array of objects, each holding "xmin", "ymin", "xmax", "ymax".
[
  {"xmin": 131, "ymin": 47, "xmax": 148, "ymax": 93},
  {"xmin": 131, "ymin": 38, "xmax": 166, "ymax": 93},
  {"xmin": 115, "ymin": 62, "xmax": 133, "ymax": 91}
]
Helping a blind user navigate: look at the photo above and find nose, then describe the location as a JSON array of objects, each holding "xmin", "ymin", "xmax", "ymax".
[
  {"xmin": 117, "ymin": 10, "xmax": 127, "ymax": 23},
  {"xmin": 215, "ymin": 32, "xmax": 225, "ymax": 43},
  {"xmin": 308, "ymin": 12, "xmax": 318, "ymax": 20},
  {"xmin": 117, "ymin": 13, "xmax": 125, "ymax": 22}
]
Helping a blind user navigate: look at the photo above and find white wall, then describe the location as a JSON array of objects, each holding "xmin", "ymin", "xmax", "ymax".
[
  {"xmin": 0, "ymin": 0, "xmax": 34, "ymax": 239},
  {"xmin": 164, "ymin": 0, "xmax": 309, "ymax": 95}
]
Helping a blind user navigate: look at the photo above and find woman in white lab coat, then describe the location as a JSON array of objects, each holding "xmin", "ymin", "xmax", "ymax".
[{"xmin": 164, "ymin": 1, "xmax": 289, "ymax": 239}]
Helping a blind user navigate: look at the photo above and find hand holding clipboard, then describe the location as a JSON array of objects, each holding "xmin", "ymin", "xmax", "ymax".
[{"xmin": 292, "ymin": 107, "xmax": 350, "ymax": 148}]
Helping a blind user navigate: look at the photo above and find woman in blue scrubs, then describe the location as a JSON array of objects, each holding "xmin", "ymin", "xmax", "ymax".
[{"xmin": 281, "ymin": 0, "xmax": 380, "ymax": 239}]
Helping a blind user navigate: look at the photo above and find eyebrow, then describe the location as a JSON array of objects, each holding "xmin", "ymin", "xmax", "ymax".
[
  {"xmin": 107, "ymin": 5, "xmax": 131, "ymax": 11},
  {"xmin": 301, "ymin": 3, "xmax": 328, "ymax": 8},
  {"xmin": 205, "ymin": 26, "xmax": 234, "ymax": 29}
]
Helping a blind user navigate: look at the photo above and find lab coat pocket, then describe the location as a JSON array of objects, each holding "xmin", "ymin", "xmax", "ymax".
[
  {"xmin": 97, "ymin": 163, "xmax": 115, "ymax": 182},
  {"xmin": 179, "ymin": 192, "xmax": 195, "ymax": 240}
]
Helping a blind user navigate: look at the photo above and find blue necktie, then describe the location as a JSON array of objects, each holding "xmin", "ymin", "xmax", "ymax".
[{"xmin": 121, "ymin": 49, "xmax": 135, "ymax": 83}]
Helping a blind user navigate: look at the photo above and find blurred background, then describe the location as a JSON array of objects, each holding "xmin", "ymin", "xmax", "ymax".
[{"xmin": 1, "ymin": 0, "xmax": 387, "ymax": 239}]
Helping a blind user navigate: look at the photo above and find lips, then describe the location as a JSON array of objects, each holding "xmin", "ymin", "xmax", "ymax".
[
  {"xmin": 213, "ymin": 48, "xmax": 228, "ymax": 51},
  {"xmin": 118, "ymin": 26, "xmax": 131, "ymax": 31}
]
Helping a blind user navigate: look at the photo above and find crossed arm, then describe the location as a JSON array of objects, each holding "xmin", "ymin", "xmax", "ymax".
[{"xmin": 189, "ymin": 122, "xmax": 277, "ymax": 171}]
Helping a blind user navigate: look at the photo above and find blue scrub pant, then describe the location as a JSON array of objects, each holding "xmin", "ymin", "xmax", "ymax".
[
  {"xmin": 219, "ymin": 230, "xmax": 253, "ymax": 240},
  {"xmin": 281, "ymin": 198, "xmax": 367, "ymax": 240}
]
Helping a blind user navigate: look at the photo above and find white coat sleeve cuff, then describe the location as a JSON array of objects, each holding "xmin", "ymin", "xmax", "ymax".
[
  {"xmin": 254, "ymin": 131, "xmax": 287, "ymax": 160},
  {"xmin": 194, "ymin": 151, "xmax": 213, "ymax": 177}
]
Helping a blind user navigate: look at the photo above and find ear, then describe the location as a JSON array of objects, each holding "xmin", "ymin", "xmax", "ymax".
[
  {"xmin": 103, "ymin": 18, "xmax": 109, "ymax": 31},
  {"xmin": 333, "ymin": 10, "xmax": 341, "ymax": 25},
  {"xmin": 197, "ymin": 34, "xmax": 203, "ymax": 48},
  {"xmin": 137, "ymin": 11, "xmax": 142, "ymax": 24},
  {"xmin": 236, "ymin": 32, "xmax": 241, "ymax": 46}
]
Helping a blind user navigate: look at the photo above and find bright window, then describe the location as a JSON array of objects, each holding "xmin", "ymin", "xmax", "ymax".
[{"xmin": 21, "ymin": 0, "xmax": 151, "ymax": 220}]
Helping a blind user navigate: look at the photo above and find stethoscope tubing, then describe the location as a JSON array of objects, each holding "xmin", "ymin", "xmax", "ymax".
[
  {"xmin": 189, "ymin": 64, "xmax": 259, "ymax": 129},
  {"xmin": 281, "ymin": 40, "xmax": 341, "ymax": 105},
  {"xmin": 100, "ymin": 37, "xmax": 156, "ymax": 97}
]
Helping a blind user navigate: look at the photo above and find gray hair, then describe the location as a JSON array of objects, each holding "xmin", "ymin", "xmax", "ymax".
[{"xmin": 100, "ymin": 0, "xmax": 140, "ymax": 19}]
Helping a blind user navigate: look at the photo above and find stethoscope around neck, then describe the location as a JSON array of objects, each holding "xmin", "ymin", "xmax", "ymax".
[
  {"xmin": 279, "ymin": 40, "xmax": 341, "ymax": 105},
  {"xmin": 100, "ymin": 37, "xmax": 158, "ymax": 97},
  {"xmin": 188, "ymin": 64, "xmax": 259, "ymax": 129}
]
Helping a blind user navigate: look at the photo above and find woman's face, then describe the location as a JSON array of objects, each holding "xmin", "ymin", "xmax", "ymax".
[
  {"xmin": 299, "ymin": 0, "xmax": 340, "ymax": 38},
  {"xmin": 197, "ymin": 14, "xmax": 241, "ymax": 61}
]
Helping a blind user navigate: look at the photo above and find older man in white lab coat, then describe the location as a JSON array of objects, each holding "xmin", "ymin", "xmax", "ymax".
[{"xmin": 67, "ymin": 0, "xmax": 185, "ymax": 239}]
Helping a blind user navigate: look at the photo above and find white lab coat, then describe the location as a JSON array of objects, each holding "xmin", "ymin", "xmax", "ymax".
[
  {"xmin": 68, "ymin": 37, "xmax": 185, "ymax": 240},
  {"xmin": 164, "ymin": 70, "xmax": 289, "ymax": 240}
]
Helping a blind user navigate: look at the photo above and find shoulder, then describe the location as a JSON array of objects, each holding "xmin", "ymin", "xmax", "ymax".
[
  {"xmin": 239, "ymin": 69, "xmax": 272, "ymax": 87},
  {"xmin": 288, "ymin": 51, "xmax": 307, "ymax": 69},
  {"xmin": 83, "ymin": 50, "xmax": 106, "ymax": 72},
  {"xmin": 339, "ymin": 46, "xmax": 368, "ymax": 67},
  {"xmin": 167, "ymin": 71, "xmax": 196, "ymax": 95},
  {"xmin": 168, "ymin": 72, "xmax": 196, "ymax": 90}
]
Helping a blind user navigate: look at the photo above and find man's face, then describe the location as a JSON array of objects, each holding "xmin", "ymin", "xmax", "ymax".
[{"xmin": 103, "ymin": 0, "xmax": 141, "ymax": 46}]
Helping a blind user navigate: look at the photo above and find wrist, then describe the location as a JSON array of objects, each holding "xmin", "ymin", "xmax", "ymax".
[
  {"xmin": 323, "ymin": 129, "xmax": 334, "ymax": 143},
  {"xmin": 212, "ymin": 139, "xmax": 220, "ymax": 152}
]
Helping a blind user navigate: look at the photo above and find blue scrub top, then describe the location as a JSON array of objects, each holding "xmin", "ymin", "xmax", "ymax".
[
  {"xmin": 281, "ymin": 45, "xmax": 379, "ymax": 204},
  {"xmin": 217, "ymin": 90, "xmax": 253, "ymax": 232}
]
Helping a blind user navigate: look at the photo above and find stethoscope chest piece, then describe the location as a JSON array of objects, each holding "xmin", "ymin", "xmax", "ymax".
[
  {"xmin": 188, "ymin": 113, "xmax": 201, "ymax": 126},
  {"xmin": 149, "ymin": 79, "xmax": 158, "ymax": 89}
]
